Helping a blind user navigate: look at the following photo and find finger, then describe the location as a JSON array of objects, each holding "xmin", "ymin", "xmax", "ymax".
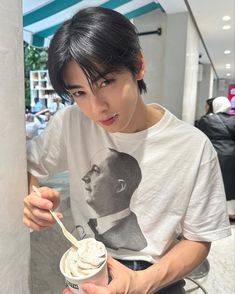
[
  {"xmin": 30, "ymin": 186, "xmax": 60, "ymax": 208},
  {"xmin": 25, "ymin": 205, "xmax": 63, "ymax": 224},
  {"xmin": 82, "ymin": 283, "xmax": 110, "ymax": 294},
  {"xmin": 23, "ymin": 214, "xmax": 49, "ymax": 231},
  {"xmin": 24, "ymin": 201, "xmax": 63, "ymax": 227},
  {"xmin": 39, "ymin": 187, "xmax": 60, "ymax": 208},
  {"xmin": 63, "ymin": 288, "xmax": 73, "ymax": 294},
  {"xmin": 24, "ymin": 194, "xmax": 53, "ymax": 210},
  {"xmin": 23, "ymin": 207, "xmax": 54, "ymax": 227}
]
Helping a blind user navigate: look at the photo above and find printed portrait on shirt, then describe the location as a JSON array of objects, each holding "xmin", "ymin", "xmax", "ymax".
[{"xmin": 82, "ymin": 148, "xmax": 147, "ymax": 251}]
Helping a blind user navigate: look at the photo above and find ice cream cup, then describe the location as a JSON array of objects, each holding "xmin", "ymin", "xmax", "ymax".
[{"xmin": 60, "ymin": 246, "xmax": 108, "ymax": 294}]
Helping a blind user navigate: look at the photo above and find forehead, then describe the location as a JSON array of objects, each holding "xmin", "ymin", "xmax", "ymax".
[
  {"xmin": 63, "ymin": 60, "xmax": 126, "ymax": 89},
  {"xmin": 63, "ymin": 60, "xmax": 87, "ymax": 86}
]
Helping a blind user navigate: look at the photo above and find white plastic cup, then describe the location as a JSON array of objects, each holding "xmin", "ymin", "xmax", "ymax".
[{"xmin": 60, "ymin": 247, "xmax": 108, "ymax": 294}]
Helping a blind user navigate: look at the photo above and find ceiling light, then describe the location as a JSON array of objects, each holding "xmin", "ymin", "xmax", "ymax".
[
  {"xmin": 224, "ymin": 50, "xmax": 231, "ymax": 54},
  {"xmin": 226, "ymin": 73, "xmax": 231, "ymax": 77},
  {"xmin": 222, "ymin": 16, "xmax": 231, "ymax": 21},
  {"xmin": 222, "ymin": 25, "xmax": 231, "ymax": 30},
  {"xmin": 225, "ymin": 64, "xmax": 231, "ymax": 69}
]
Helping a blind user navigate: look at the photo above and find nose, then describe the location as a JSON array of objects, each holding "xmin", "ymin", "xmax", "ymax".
[{"xmin": 90, "ymin": 91, "xmax": 108, "ymax": 114}]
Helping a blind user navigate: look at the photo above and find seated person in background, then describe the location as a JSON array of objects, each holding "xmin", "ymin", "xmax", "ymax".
[
  {"xmin": 32, "ymin": 97, "xmax": 44, "ymax": 113},
  {"xmin": 34, "ymin": 108, "xmax": 52, "ymax": 135},
  {"xmin": 25, "ymin": 113, "xmax": 41, "ymax": 140},
  {"xmin": 196, "ymin": 96, "xmax": 235, "ymax": 222},
  {"xmin": 229, "ymin": 96, "xmax": 235, "ymax": 116},
  {"xmin": 48, "ymin": 96, "xmax": 65, "ymax": 114}
]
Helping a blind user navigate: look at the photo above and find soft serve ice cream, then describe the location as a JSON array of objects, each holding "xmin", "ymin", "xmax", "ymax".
[
  {"xmin": 64, "ymin": 238, "xmax": 107, "ymax": 278},
  {"xmin": 60, "ymin": 238, "xmax": 108, "ymax": 293}
]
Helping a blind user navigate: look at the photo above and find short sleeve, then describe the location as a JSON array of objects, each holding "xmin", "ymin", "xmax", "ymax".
[
  {"xmin": 27, "ymin": 108, "xmax": 68, "ymax": 180},
  {"xmin": 182, "ymin": 141, "xmax": 231, "ymax": 241}
]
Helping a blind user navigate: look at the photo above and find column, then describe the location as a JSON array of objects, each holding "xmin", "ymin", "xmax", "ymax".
[
  {"xmin": 162, "ymin": 12, "xmax": 200, "ymax": 123},
  {"xmin": 196, "ymin": 64, "xmax": 214, "ymax": 120},
  {"xmin": 0, "ymin": 0, "xmax": 30, "ymax": 292}
]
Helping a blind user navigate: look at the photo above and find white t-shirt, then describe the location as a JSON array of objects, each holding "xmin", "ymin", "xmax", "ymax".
[{"xmin": 27, "ymin": 104, "xmax": 231, "ymax": 263}]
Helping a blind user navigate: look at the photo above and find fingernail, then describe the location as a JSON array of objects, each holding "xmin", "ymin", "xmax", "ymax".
[
  {"xmin": 41, "ymin": 193, "xmax": 48, "ymax": 198},
  {"xmin": 57, "ymin": 213, "xmax": 63, "ymax": 219}
]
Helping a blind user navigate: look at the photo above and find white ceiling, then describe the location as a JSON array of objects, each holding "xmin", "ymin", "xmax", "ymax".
[
  {"xmin": 189, "ymin": 0, "xmax": 234, "ymax": 80},
  {"xmin": 160, "ymin": 0, "xmax": 235, "ymax": 80}
]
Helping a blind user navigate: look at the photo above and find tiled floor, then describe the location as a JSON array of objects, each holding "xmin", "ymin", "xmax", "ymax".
[{"xmin": 30, "ymin": 172, "xmax": 235, "ymax": 294}]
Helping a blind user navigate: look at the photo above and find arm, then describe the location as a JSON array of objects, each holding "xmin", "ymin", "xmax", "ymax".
[
  {"xmin": 34, "ymin": 108, "xmax": 50, "ymax": 116},
  {"xmin": 28, "ymin": 172, "xmax": 39, "ymax": 193},
  {"xmin": 25, "ymin": 110, "xmax": 67, "ymax": 230},
  {"xmin": 140, "ymin": 239, "xmax": 210, "ymax": 293},
  {"xmin": 80, "ymin": 239, "xmax": 210, "ymax": 294}
]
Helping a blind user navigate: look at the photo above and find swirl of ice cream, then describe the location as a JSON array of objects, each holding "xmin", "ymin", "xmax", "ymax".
[{"xmin": 64, "ymin": 238, "xmax": 106, "ymax": 278}]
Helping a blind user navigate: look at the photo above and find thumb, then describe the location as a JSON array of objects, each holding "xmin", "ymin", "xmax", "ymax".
[{"xmin": 82, "ymin": 283, "xmax": 110, "ymax": 294}]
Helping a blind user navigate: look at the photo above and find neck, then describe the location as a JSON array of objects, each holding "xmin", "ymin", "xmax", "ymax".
[{"xmin": 131, "ymin": 99, "xmax": 163, "ymax": 132}]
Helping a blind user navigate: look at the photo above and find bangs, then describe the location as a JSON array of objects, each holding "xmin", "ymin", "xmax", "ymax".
[{"xmin": 67, "ymin": 40, "xmax": 126, "ymax": 89}]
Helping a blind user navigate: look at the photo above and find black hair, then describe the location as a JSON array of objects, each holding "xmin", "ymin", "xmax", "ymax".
[
  {"xmin": 48, "ymin": 6, "xmax": 146, "ymax": 102},
  {"xmin": 206, "ymin": 97, "xmax": 215, "ymax": 114}
]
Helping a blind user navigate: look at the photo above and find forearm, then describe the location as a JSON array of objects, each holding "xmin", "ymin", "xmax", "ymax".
[
  {"xmin": 27, "ymin": 172, "xmax": 39, "ymax": 193},
  {"xmin": 140, "ymin": 239, "xmax": 211, "ymax": 293}
]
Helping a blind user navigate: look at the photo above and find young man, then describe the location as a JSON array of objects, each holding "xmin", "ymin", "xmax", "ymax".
[{"xmin": 23, "ymin": 7, "xmax": 231, "ymax": 294}]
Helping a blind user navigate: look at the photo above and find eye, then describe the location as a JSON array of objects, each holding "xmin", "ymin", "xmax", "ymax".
[
  {"xmin": 71, "ymin": 90, "xmax": 85, "ymax": 98},
  {"xmin": 100, "ymin": 79, "xmax": 113, "ymax": 88},
  {"xmin": 92, "ymin": 165, "xmax": 100, "ymax": 174}
]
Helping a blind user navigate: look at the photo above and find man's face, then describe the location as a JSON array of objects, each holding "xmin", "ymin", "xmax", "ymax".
[
  {"xmin": 82, "ymin": 156, "xmax": 117, "ymax": 214},
  {"xmin": 63, "ymin": 60, "xmax": 144, "ymax": 133}
]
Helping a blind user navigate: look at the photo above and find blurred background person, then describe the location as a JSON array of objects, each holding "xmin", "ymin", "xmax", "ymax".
[
  {"xmin": 32, "ymin": 97, "xmax": 44, "ymax": 113},
  {"xmin": 229, "ymin": 96, "xmax": 235, "ymax": 116},
  {"xmin": 34, "ymin": 108, "xmax": 52, "ymax": 135},
  {"xmin": 196, "ymin": 96, "xmax": 235, "ymax": 222},
  {"xmin": 49, "ymin": 96, "xmax": 65, "ymax": 114},
  {"xmin": 25, "ymin": 113, "xmax": 40, "ymax": 140}
]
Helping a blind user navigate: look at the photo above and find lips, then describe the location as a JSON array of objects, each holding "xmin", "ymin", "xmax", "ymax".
[
  {"xmin": 85, "ymin": 185, "xmax": 92, "ymax": 192},
  {"xmin": 100, "ymin": 113, "xmax": 118, "ymax": 126}
]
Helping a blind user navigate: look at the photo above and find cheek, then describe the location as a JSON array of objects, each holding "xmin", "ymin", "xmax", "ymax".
[{"xmin": 75, "ymin": 100, "xmax": 93, "ymax": 118}]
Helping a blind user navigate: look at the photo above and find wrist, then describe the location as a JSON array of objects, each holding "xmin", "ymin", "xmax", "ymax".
[{"xmin": 134, "ymin": 266, "xmax": 164, "ymax": 294}]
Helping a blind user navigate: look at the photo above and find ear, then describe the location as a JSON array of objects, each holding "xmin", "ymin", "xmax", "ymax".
[
  {"xmin": 135, "ymin": 52, "xmax": 145, "ymax": 80},
  {"xmin": 115, "ymin": 179, "xmax": 126, "ymax": 193}
]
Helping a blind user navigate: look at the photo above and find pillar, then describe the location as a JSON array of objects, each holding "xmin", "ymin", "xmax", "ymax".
[{"xmin": 0, "ymin": 0, "xmax": 30, "ymax": 292}]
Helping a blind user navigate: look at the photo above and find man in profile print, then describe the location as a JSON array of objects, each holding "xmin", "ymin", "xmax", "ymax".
[{"xmin": 82, "ymin": 148, "xmax": 147, "ymax": 251}]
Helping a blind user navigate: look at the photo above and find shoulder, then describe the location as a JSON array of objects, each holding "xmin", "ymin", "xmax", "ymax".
[
  {"xmin": 220, "ymin": 112, "xmax": 235, "ymax": 121},
  {"xmin": 163, "ymin": 110, "xmax": 217, "ymax": 161},
  {"xmin": 50, "ymin": 105, "xmax": 84, "ymax": 124},
  {"xmin": 167, "ymin": 111, "xmax": 209, "ymax": 141}
]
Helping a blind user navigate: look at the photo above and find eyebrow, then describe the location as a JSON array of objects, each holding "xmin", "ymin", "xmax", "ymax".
[
  {"xmin": 65, "ymin": 84, "xmax": 83, "ymax": 90},
  {"xmin": 65, "ymin": 70, "xmax": 118, "ymax": 91}
]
